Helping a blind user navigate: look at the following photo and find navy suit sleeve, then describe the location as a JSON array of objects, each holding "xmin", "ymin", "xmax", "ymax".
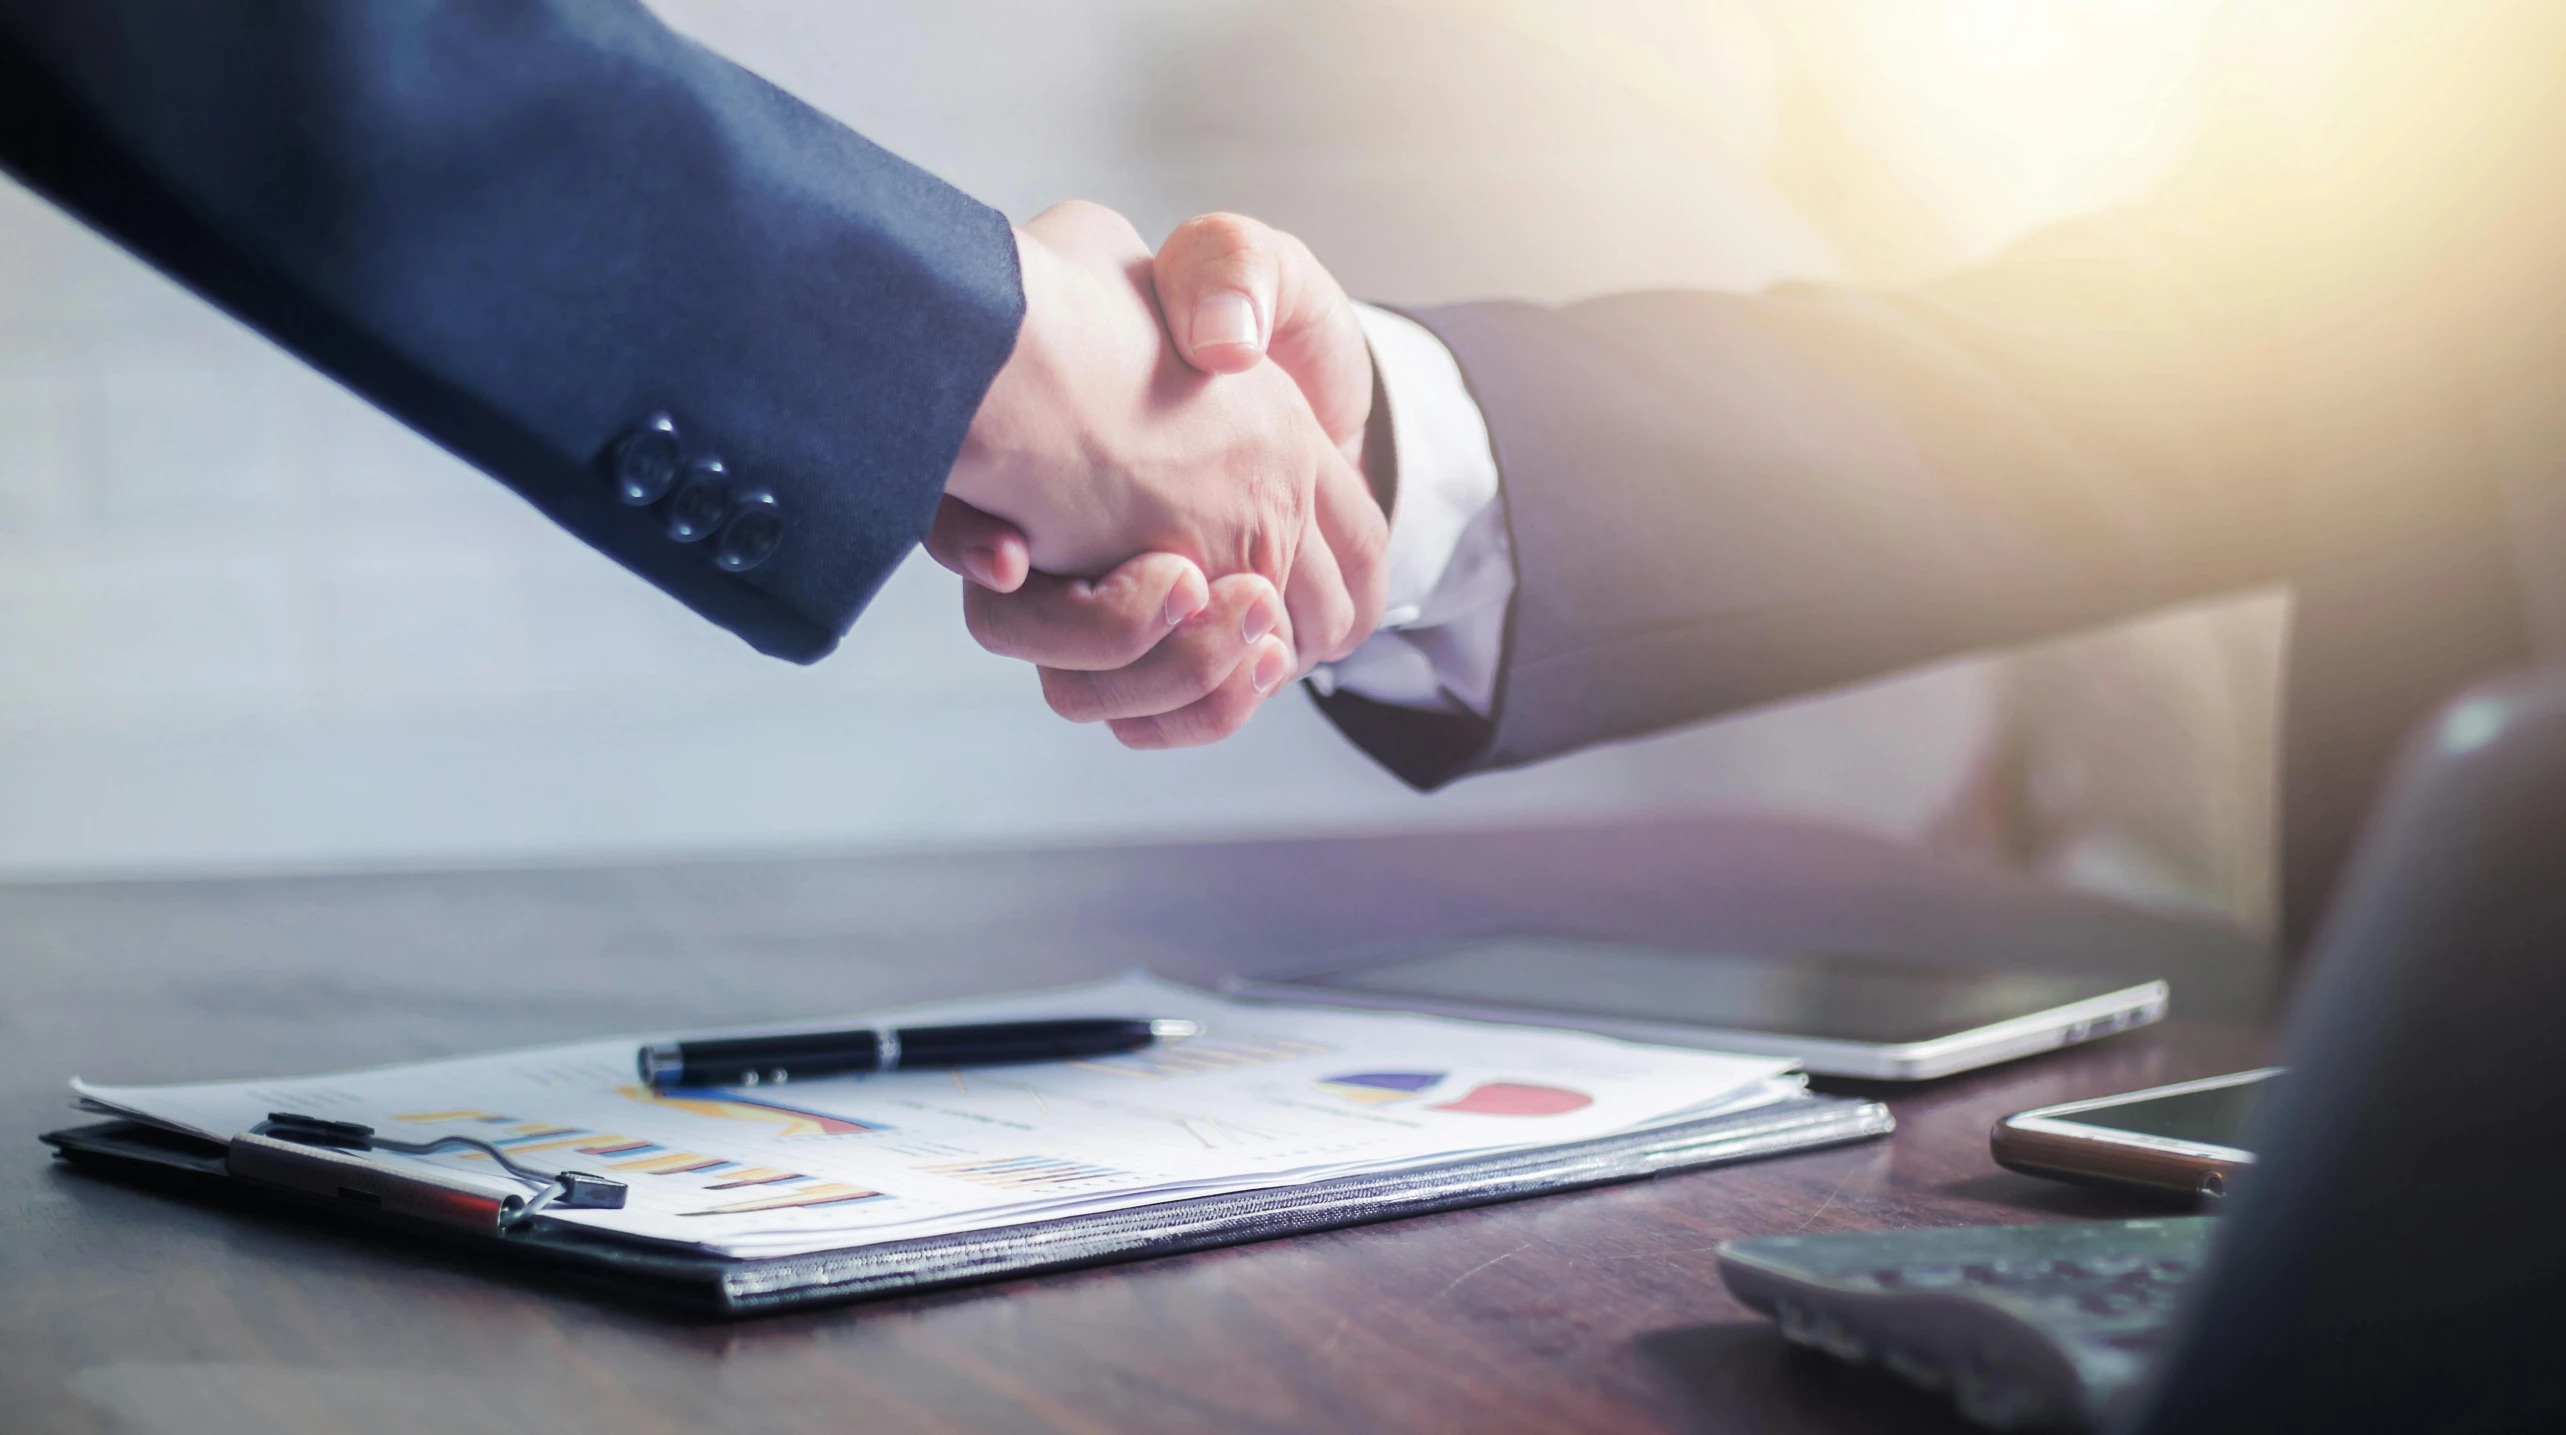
[
  {"xmin": 0, "ymin": 0, "xmax": 1022, "ymax": 662},
  {"xmin": 1320, "ymin": 212, "xmax": 2296, "ymax": 788}
]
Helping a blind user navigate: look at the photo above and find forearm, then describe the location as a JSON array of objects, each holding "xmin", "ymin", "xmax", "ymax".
[{"xmin": 1329, "ymin": 209, "xmax": 2294, "ymax": 785}]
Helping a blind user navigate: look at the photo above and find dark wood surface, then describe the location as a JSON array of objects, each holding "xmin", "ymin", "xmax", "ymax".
[{"xmin": 2, "ymin": 817, "xmax": 2275, "ymax": 1435}]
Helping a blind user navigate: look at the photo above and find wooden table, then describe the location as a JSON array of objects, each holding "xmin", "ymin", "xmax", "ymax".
[{"xmin": 2, "ymin": 817, "xmax": 2274, "ymax": 1435}]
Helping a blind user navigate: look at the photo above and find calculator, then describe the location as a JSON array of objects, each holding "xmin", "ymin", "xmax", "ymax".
[{"xmin": 1716, "ymin": 1218, "xmax": 2213, "ymax": 1430}]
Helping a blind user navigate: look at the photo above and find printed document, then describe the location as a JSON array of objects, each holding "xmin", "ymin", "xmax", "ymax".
[{"xmin": 74, "ymin": 973, "xmax": 1796, "ymax": 1259}]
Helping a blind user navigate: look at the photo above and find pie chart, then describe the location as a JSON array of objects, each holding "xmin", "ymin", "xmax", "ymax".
[
  {"xmin": 1316, "ymin": 1071, "xmax": 1445, "ymax": 1104},
  {"xmin": 1428, "ymin": 1081, "xmax": 1593, "ymax": 1116}
]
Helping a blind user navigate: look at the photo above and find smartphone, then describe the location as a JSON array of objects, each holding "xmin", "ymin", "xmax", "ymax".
[
  {"xmin": 1225, "ymin": 936, "xmax": 2168, "ymax": 1080},
  {"xmin": 1992, "ymin": 1068, "xmax": 2281, "ymax": 1202}
]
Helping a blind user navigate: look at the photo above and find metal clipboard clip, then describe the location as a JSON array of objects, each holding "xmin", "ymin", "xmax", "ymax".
[{"xmin": 225, "ymin": 1112, "xmax": 628, "ymax": 1234}]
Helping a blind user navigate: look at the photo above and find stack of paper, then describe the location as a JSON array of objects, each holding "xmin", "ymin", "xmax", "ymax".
[{"xmin": 74, "ymin": 973, "xmax": 1802, "ymax": 1259}]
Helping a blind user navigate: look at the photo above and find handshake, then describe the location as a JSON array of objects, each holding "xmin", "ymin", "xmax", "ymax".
[{"xmin": 934, "ymin": 202, "xmax": 1382, "ymax": 750}]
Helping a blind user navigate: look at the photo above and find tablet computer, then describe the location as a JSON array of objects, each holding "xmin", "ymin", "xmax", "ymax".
[{"xmin": 1227, "ymin": 937, "xmax": 2167, "ymax": 1080}]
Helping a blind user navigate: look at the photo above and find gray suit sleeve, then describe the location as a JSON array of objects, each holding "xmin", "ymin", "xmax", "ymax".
[{"xmin": 1320, "ymin": 212, "xmax": 2293, "ymax": 788}]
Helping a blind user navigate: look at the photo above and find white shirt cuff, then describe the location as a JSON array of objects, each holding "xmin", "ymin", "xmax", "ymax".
[{"xmin": 1310, "ymin": 304, "xmax": 1514, "ymax": 719}]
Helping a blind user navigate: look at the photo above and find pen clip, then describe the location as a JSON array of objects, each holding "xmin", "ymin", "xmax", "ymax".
[
  {"xmin": 236, "ymin": 1112, "xmax": 627, "ymax": 1229},
  {"xmin": 259, "ymin": 1111, "xmax": 375, "ymax": 1148},
  {"xmin": 228, "ymin": 1127, "xmax": 526, "ymax": 1233}
]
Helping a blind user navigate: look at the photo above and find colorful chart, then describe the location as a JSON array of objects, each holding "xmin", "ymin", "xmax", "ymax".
[
  {"xmin": 1428, "ymin": 1081, "xmax": 1593, "ymax": 1116},
  {"xmin": 443, "ymin": 1121, "xmax": 839, "ymax": 1193},
  {"xmin": 619, "ymin": 1084, "xmax": 890, "ymax": 1137},
  {"xmin": 680, "ymin": 1182, "xmax": 888, "ymax": 1217},
  {"xmin": 252, "ymin": 1105, "xmax": 894, "ymax": 1220},
  {"xmin": 488, "ymin": 1130, "xmax": 618, "ymax": 1154},
  {"xmin": 921, "ymin": 1154, "xmax": 1132, "ymax": 1189},
  {"xmin": 703, "ymin": 1166, "xmax": 804, "ymax": 1189},
  {"xmin": 608, "ymin": 1152, "xmax": 737, "ymax": 1176},
  {"xmin": 1315, "ymin": 1071, "xmax": 1445, "ymax": 1104}
]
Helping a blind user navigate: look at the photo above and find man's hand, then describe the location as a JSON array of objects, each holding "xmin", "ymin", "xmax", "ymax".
[
  {"xmin": 940, "ymin": 202, "xmax": 1379, "ymax": 677},
  {"xmin": 1156, "ymin": 213, "xmax": 1374, "ymax": 469},
  {"xmin": 930, "ymin": 210, "xmax": 1380, "ymax": 748}
]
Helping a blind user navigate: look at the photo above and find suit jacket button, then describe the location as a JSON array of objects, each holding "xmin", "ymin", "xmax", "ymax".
[
  {"xmin": 665, "ymin": 458, "xmax": 731, "ymax": 543},
  {"xmin": 611, "ymin": 414, "xmax": 682, "ymax": 505},
  {"xmin": 714, "ymin": 490, "xmax": 783, "ymax": 573}
]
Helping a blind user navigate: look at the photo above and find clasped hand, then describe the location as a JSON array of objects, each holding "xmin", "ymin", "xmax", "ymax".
[{"xmin": 935, "ymin": 202, "xmax": 1372, "ymax": 748}]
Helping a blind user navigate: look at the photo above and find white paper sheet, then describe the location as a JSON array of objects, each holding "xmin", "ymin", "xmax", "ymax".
[{"xmin": 75, "ymin": 973, "xmax": 1796, "ymax": 1258}]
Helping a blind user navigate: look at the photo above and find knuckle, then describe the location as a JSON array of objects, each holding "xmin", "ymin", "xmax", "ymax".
[
  {"xmin": 1170, "ymin": 631, "xmax": 1234, "ymax": 694},
  {"xmin": 1109, "ymin": 716, "xmax": 1166, "ymax": 751},
  {"xmin": 1084, "ymin": 621, "xmax": 1157, "ymax": 672},
  {"xmin": 1263, "ymin": 486, "xmax": 1311, "ymax": 553},
  {"xmin": 1091, "ymin": 665, "xmax": 1157, "ymax": 719},
  {"xmin": 1039, "ymin": 668, "xmax": 1106, "ymax": 724},
  {"xmin": 1169, "ymin": 212, "xmax": 1274, "ymax": 294},
  {"xmin": 962, "ymin": 591, "xmax": 1020, "ymax": 657},
  {"xmin": 1337, "ymin": 610, "xmax": 1371, "ymax": 659},
  {"xmin": 1338, "ymin": 491, "xmax": 1391, "ymax": 566},
  {"xmin": 1195, "ymin": 684, "xmax": 1261, "ymax": 741},
  {"xmin": 1315, "ymin": 600, "xmax": 1360, "ymax": 662},
  {"xmin": 1336, "ymin": 526, "xmax": 1389, "ymax": 595},
  {"xmin": 1178, "ymin": 211, "xmax": 1261, "ymax": 257},
  {"xmin": 976, "ymin": 581, "xmax": 1164, "ymax": 673},
  {"xmin": 1158, "ymin": 682, "xmax": 1259, "ymax": 747},
  {"xmin": 1068, "ymin": 576, "xmax": 1163, "ymax": 668},
  {"xmin": 1311, "ymin": 619, "xmax": 1355, "ymax": 666},
  {"xmin": 1249, "ymin": 522, "xmax": 1291, "ymax": 587}
]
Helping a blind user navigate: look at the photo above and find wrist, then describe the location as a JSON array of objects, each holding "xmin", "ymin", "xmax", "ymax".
[{"xmin": 947, "ymin": 228, "xmax": 1060, "ymax": 518}]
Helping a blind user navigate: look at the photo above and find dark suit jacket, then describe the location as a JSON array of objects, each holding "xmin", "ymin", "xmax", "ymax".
[
  {"xmin": 0, "ymin": 0, "xmax": 1021, "ymax": 663},
  {"xmin": 1321, "ymin": 21, "xmax": 2566, "ymax": 951}
]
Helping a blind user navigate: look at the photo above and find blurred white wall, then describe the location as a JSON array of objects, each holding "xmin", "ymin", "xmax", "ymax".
[{"xmin": 0, "ymin": 0, "xmax": 2278, "ymax": 908}]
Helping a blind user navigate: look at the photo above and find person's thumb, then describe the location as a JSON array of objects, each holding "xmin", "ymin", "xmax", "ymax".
[
  {"xmin": 1153, "ymin": 211, "xmax": 1281, "ymax": 375},
  {"xmin": 1154, "ymin": 213, "xmax": 1372, "ymax": 460}
]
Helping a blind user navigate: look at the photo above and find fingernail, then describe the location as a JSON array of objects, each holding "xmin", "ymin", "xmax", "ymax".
[
  {"xmin": 961, "ymin": 546, "xmax": 997, "ymax": 588},
  {"xmin": 1242, "ymin": 592, "xmax": 1280, "ymax": 644},
  {"xmin": 1164, "ymin": 571, "xmax": 1208, "ymax": 627},
  {"xmin": 1192, "ymin": 292, "xmax": 1259, "ymax": 352},
  {"xmin": 1250, "ymin": 642, "xmax": 1291, "ymax": 694}
]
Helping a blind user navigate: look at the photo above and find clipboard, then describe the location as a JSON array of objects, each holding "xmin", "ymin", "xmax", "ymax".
[{"xmin": 44, "ymin": 1090, "xmax": 1892, "ymax": 1318}]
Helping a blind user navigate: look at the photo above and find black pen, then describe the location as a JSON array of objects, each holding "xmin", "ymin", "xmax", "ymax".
[{"xmin": 638, "ymin": 1017, "xmax": 1200, "ymax": 1088}]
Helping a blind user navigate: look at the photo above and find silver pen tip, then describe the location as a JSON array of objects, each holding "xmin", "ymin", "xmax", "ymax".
[{"xmin": 1148, "ymin": 1018, "xmax": 1202, "ymax": 1040}]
